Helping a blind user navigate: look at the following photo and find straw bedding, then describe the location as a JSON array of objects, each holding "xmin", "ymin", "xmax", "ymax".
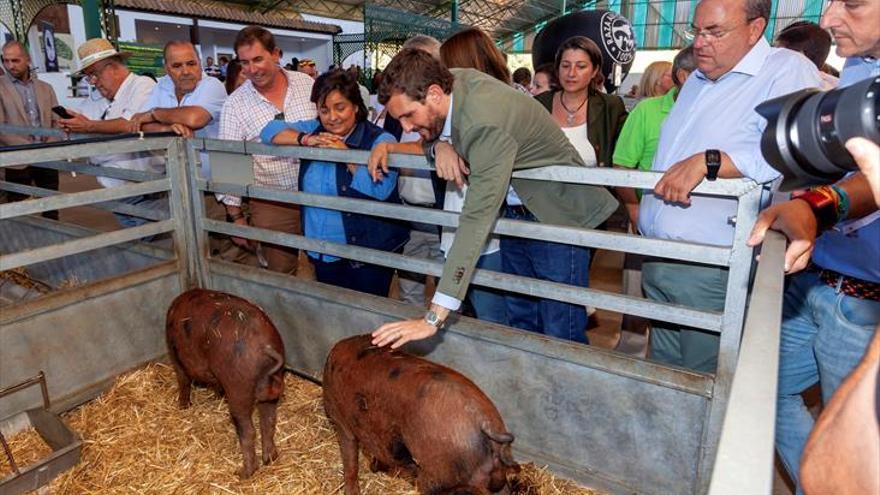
[{"xmin": 2, "ymin": 364, "xmax": 602, "ymax": 494}]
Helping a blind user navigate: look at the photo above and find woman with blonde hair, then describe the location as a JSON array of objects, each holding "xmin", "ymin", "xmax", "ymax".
[{"xmin": 636, "ymin": 61, "xmax": 673, "ymax": 99}]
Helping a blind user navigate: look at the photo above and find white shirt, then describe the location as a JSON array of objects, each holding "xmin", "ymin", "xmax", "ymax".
[
  {"xmin": 560, "ymin": 123, "xmax": 597, "ymax": 167},
  {"xmin": 79, "ymin": 73, "xmax": 164, "ymax": 189},
  {"xmin": 638, "ymin": 38, "xmax": 822, "ymax": 246},
  {"xmin": 141, "ymin": 73, "xmax": 227, "ymax": 178},
  {"xmin": 218, "ymin": 69, "xmax": 316, "ymax": 206},
  {"xmin": 431, "ymin": 94, "xmax": 500, "ymax": 312}
]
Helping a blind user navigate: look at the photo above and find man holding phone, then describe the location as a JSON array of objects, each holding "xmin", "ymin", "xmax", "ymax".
[
  {"xmin": 54, "ymin": 38, "xmax": 164, "ymax": 230},
  {"xmin": 0, "ymin": 40, "xmax": 61, "ymax": 219}
]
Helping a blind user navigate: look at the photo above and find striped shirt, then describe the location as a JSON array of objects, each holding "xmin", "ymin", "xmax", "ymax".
[{"xmin": 218, "ymin": 69, "xmax": 316, "ymax": 206}]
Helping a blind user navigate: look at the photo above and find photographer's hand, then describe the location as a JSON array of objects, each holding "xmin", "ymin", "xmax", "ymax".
[
  {"xmin": 845, "ymin": 138, "xmax": 880, "ymax": 207},
  {"xmin": 748, "ymin": 200, "xmax": 817, "ymax": 273}
]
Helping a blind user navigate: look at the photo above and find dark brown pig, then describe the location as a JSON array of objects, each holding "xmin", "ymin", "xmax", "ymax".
[
  {"xmin": 323, "ymin": 334, "xmax": 519, "ymax": 495},
  {"xmin": 166, "ymin": 288, "xmax": 285, "ymax": 479}
]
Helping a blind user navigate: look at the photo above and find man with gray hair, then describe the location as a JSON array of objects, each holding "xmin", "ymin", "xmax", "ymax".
[
  {"xmin": 401, "ymin": 35, "xmax": 441, "ymax": 58},
  {"xmin": 371, "ymin": 35, "xmax": 444, "ymax": 307},
  {"xmin": 637, "ymin": 0, "xmax": 822, "ymax": 372},
  {"xmin": 56, "ymin": 38, "xmax": 164, "ymax": 229},
  {"xmin": 0, "ymin": 40, "xmax": 61, "ymax": 218}
]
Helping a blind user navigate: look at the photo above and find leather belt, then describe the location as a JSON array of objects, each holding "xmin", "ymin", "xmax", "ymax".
[{"xmin": 811, "ymin": 265, "xmax": 880, "ymax": 302}]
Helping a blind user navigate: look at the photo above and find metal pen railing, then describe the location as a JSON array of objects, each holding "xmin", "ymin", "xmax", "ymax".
[
  {"xmin": 708, "ymin": 230, "xmax": 786, "ymax": 495},
  {"xmin": 193, "ymin": 136, "xmax": 769, "ymax": 491},
  {"xmin": 0, "ymin": 127, "xmax": 786, "ymax": 493},
  {"xmin": 0, "ymin": 130, "xmax": 200, "ymax": 290}
]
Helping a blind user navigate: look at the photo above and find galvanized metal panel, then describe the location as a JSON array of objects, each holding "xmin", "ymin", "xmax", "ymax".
[
  {"xmin": 708, "ymin": 232, "xmax": 787, "ymax": 495},
  {"xmin": 0, "ymin": 181, "xmax": 165, "ymax": 221},
  {"xmin": 0, "ymin": 179, "xmax": 170, "ymax": 220},
  {"xmin": 205, "ymin": 181, "xmax": 734, "ymax": 267},
  {"xmin": 696, "ymin": 185, "xmax": 765, "ymax": 491},
  {"xmin": 0, "ymin": 271, "xmax": 179, "ymax": 420},
  {"xmin": 205, "ymin": 219, "xmax": 725, "ymax": 332},
  {"xmin": 24, "ymin": 160, "xmax": 164, "ymax": 183},
  {"xmin": 0, "ymin": 217, "xmax": 172, "ymax": 288},
  {"xmin": 0, "ymin": 137, "xmax": 173, "ymax": 168},
  {"xmin": 210, "ymin": 261, "xmax": 712, "ymax": 495},
  {"xmin": 201, "ymin": 138, "xmax": 758, "ymax": 196},
  {"xmin": 0, "ymin": 220, "xmax": 174, "ymax": 272}
]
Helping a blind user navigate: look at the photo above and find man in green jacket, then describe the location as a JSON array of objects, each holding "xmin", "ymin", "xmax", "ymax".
[{"xmin": 371, "ymin": 48, "xmax": 618, "ymax": 348}]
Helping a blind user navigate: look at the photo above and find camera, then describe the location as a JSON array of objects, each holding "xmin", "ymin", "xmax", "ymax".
[{"xmin": 756, "ymin": 76, "xmax": 879, "ymax": 191}]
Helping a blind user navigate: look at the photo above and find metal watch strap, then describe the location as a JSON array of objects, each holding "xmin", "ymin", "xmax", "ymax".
[{"xmin": 424, "ymin": 310, "xmax": 444, "ymax": 329}]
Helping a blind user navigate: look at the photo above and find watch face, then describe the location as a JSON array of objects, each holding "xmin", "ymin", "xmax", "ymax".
[
  {"xmin": 706, "ymin": 149, "xmax": 721, "ymax": 164},
  {"xmin": 425, "ymin": 310, "xmax": 443, "ymax": 328}
]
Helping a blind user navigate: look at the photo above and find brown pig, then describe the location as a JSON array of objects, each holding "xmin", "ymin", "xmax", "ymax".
[
  {"xmin": 323, "ymin": 335, "xmax": 519, "ymax": 495},
  {"xmin": 166, "ymin": 288, "xmax": 285, "ymax": 479}
]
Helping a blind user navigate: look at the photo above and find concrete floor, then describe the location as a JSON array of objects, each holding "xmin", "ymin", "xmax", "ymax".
[{"xmin": 29, "ymin": 171, "xmax": 800, "ymax": 493}]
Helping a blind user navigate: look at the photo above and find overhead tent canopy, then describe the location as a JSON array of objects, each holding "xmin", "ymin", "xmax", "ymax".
[
  {"xmin": 226, "ymin": 0, "xmax": 829, "ymax": 50},
  {"xmin": 2, "ymin": 0, "xmax": 829, "ymax": 55}
]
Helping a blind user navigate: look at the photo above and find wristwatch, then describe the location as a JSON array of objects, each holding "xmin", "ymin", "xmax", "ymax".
[
  {"xmin": 705, "ymin": 149, "xmax": 721, "ymax": 181},
  {"xmin": 424, "ymin": 310, "xmax": 445, "ymax": 330}
]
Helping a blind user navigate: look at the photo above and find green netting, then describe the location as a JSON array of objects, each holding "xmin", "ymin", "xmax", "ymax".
[
  {"xmin": 118, "ymin": 41, "xmax": 165, "ymax": 77},
  {"xmin": 334, "ymin": 4, "xmax": 461, "ymax": 89}
]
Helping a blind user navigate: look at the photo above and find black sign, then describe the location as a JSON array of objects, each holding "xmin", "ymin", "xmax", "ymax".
[{"xmin": 42, "ymin": 21, "xmax": 58, "ymax": 72}]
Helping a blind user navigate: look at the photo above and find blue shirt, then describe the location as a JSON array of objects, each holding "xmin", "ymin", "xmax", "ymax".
[
  {"xmin": 261, "ymin": 119, "xmax": 397, "ymax": 262},
  {"xmin": 638, "ymin": 38, "xmax": 822, "ymax": 246},
  {"xmin": 141, "ymin": 73, "xmax": 227, "ymax": 177},
  {"xmin": 812, "ymin": 56, "xmax": 880, "ymax": 282}
]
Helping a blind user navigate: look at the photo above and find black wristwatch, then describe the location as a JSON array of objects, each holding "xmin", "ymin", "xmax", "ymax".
[{"xmin": 705, "ymin": 149, "xmax": 721, "ymax": 181}]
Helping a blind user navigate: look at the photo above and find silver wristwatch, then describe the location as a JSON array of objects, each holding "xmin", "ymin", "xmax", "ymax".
[{"xmin": 424, "ymin": 310, "xmax": 444, "ymax": 329}]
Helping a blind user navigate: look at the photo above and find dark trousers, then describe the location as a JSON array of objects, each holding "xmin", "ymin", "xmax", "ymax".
[
  {"xmin": 500, "ymin": 206, "xmax": 591, "ymax": 344},
  {"xmin": 4, "ymin": 166, "xmax": 60, "ymax": 220},
  {"xmin": 313, "ymin": 257, "xmax": 395, "ymax": 298}
]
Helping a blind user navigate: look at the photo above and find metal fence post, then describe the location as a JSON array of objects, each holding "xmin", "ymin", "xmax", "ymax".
[
  {"xmin": 184, "ymin": 142, "xmax": 212, "ymax": 289},
  {"xmin": 165, "ymin": 137, "xmax": 208, "ymax": 290},
  {"xmin": 697, "ymin": 184, "xmax": 765, "ymax": 493}
]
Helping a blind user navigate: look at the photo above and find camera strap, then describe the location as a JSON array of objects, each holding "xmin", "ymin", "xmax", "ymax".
[{"xmin": 838, "ymin": 210, "xmax": 880, "ymax": 235}]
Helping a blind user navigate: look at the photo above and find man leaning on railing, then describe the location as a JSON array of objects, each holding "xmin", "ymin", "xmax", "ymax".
[
  {"xmin": 636, "ymin": 0, "xmax": 821, "ymax": 374},
  {"xmin": 367, "ymin": 48, "xmax": 619, "ymax": 349},
  {"xmin": 54, "ymin": 38, "xmax": 166, "ymax": 230}
]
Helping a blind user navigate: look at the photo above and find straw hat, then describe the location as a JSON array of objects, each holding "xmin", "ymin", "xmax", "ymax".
[{"xmin": 76, "ymin": 38, "xmax": 130, "ymax": 74}]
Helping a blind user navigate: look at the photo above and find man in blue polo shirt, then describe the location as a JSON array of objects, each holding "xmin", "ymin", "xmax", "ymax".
[
  {"xmin": 129, "ymin": 40, "xmax": 227, "ymax": 178},
  {"xmin": 747, "ymin": 0, "xmax": 880, "ymax": 489}
]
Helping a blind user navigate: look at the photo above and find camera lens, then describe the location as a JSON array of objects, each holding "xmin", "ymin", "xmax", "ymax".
[{"xmin": 756, "ymin": 76, "xmax": 879, "ymax": 191}]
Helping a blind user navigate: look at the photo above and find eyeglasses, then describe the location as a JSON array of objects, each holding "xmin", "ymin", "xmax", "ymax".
[
  {"xmin": 684, "ymin": 18, "xmax": 758, "ymax": 43},
  {"xmin": 84, "ymin": 62, "xmax": 112, "ymax": 83}
]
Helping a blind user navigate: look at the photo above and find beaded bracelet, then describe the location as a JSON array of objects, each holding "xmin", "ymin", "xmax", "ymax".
[{"xmin": 831, "ymin": 184, "xmax": 850, "ymax": 221}]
